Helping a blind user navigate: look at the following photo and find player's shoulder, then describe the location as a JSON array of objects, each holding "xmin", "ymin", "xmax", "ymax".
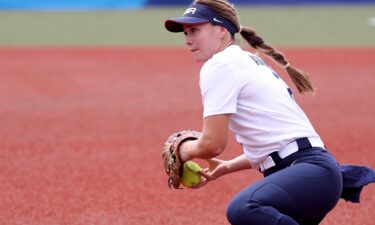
[
  {"xmin": 201, "ymin": 57, "xmax": 231, "ymax": 80},
  {"xmin": 202, "ymin": 45, "xmax": 241, "ymax": 72},
  {"xmin": 213, "ymin": 44, "xmax": 243, "ymax": 63}
]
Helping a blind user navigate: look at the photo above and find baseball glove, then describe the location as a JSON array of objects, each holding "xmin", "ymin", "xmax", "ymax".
[{"xmin": 162, "ymin": 130, "xmax": 201, "ymax": 189}]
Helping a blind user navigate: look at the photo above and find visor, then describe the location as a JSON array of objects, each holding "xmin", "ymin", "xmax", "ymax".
[{"xmin": 165, "ymin": 3, "xmax": 238, "ymax": 35}]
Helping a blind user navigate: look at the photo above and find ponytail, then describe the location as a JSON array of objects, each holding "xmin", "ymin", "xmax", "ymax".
[{"xmin": 239, "ymin": 26, "xmax": 315, "ymax": 94}]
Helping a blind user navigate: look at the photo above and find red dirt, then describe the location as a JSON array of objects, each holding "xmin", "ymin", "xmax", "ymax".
[{"xmin": 0, "ymin": 47, "xmax": 374, "ymax": 225}]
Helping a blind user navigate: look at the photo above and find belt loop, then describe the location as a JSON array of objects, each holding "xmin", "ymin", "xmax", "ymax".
[
  {"xmin": 269, "ymin": 151, "xmax": 282, "ymax": 164},
  {"xmin": 296, "ymin": 137, "xmax": 312, "ymax": 150}
]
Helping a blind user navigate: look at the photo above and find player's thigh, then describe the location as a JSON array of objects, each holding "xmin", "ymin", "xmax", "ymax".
[
  {"xmin": 229, "ymin": 162, "xmax": 341, "ymax": 222},
  {"xmin": 271, "ymin": 162, "xmax": 341, "ymax": 220}
]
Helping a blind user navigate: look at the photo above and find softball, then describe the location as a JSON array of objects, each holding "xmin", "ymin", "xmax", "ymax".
[{"xmin": 181, "ymin": 161, "xmax": 202, "ymax": 188}]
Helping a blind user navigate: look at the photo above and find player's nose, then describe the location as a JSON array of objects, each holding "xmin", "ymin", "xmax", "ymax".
[{"xmin": 185, "ymin": 36, "xmax": 193, "ymax": 47}]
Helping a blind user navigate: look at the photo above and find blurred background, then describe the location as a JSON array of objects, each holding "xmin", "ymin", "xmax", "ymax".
[
  {"xmin": 0, "ymin": 0, "xmax": 375, "ymax": 47},
  {"xmin": 1, "ymin": 1, "xmax": 374, "ymax": 225}
]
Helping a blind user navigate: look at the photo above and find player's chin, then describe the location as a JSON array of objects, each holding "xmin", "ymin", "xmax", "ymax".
[{"xmin": 192, "ymin": 53, "xmax": 209, "ymax": 63}]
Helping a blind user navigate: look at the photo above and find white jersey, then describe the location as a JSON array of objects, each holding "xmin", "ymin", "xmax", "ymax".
[{"xmin": 199, "ymin": 45, "xmax": 320, "ymax": 167}]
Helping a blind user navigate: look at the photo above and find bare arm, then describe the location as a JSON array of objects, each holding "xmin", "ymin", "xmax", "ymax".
[
  {"xmin": 191, "ymin": 154, "xmax": 252, "ymax": 188},
  {"xmin": 226, "ymin": 154, "xmax": 253, "ymax": 173},
  {"xmin": 205, "ymin": 154, "xmax": 252, "ymax": 180},
  {"xmin": 178, "ymin": 114, "xmax": 253, "ymax": 188},
  {"xmin": 179, "ymin": 114, "xmax": 229, "ymax": 161}
]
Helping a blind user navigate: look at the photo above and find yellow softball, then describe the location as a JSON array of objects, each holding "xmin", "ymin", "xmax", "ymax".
[{"xmin": 181, "ymin": 161, "xmax": 202, "ymax": 188}]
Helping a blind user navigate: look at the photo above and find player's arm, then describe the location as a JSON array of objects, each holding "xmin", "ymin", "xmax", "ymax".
[
  {"xmin": 191, "ymin": 154, "xmax": 252, "ymax": 188},
  {"xmin": 226, "ymin": 153, "xmax": 253, "ymax": 172},
  {"xmin": 204, "ymin": 154, "xmax": 252, "ymax": 180},
  {"xmin": 180, "ymin": 114, "xmax": 229, "ymax": 161},
  {"xmin": 202, "ymin": 154, "xmax": 252, "ymax": 180}
]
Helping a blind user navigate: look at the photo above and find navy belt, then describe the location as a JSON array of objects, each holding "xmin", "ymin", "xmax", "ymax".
[{"xmin": 259, "ymin": 137, "xmax": 325, "ymax": 173}]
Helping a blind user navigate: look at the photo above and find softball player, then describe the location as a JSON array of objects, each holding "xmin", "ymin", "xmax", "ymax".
[{"xmin": 164, "ymin": 1, "xmax": 374, "ymax": 224}]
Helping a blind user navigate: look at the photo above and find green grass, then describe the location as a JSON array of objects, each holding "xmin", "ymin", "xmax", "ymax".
[{"xmin": 0, "ymin": 6, "xmax": 374, "ymax": 47}]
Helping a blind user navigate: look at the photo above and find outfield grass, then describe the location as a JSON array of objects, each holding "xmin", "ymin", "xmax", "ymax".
[{"xmin": 0, "ymin": 6, "xmax": 374, "ymax": 47}]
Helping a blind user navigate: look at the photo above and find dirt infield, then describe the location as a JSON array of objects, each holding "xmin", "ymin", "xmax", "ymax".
[{"xmin": 0, "ymin": 47, "xmax": 374, "ymax": 225}]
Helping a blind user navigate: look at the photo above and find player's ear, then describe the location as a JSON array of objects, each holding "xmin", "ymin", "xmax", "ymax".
[{"xmin": 219, "ymin": 26, "xmax": 229, "ymax": 39}]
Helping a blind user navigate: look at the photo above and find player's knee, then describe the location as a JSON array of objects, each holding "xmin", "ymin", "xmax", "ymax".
[
  {"xmin": 226, "ymin": 198, "xmax": 259, "ymax": 225},
  {"xmin": 226, "ymin": 200, "xmax": 235, "ymax": 224},
  {"xmin": 226, "ymin": 201, "xmax": 239, "ymax": 225},
  {"xmin": 226, "ymin": 197, "xmax": 241, "ymax": 224}
]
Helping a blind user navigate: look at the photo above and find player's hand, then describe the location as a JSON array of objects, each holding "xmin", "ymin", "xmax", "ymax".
[{"xmin": 191, "ymin": 158, "xmax": 228, "ymax": 188}]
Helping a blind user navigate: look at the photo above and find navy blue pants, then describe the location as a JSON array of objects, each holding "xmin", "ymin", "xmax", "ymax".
[{"xmin": 227, "ymin": 148, "xmax": 343, "ymax": 225}]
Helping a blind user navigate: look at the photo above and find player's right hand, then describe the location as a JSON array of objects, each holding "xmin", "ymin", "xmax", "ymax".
[{"xmin": 191, "ymin": 158, "xmax": 228, "ymax": 188}]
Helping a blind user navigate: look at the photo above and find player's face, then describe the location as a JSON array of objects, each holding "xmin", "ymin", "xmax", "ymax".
[{"xmin": 183, "ymin": 23, "xmax": 224, "ymax": 62}]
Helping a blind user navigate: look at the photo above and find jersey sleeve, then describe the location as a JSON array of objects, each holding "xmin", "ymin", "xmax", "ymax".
[{"xmin": 200, "ymin": 61, "xmax": 241, "ymax": 118}]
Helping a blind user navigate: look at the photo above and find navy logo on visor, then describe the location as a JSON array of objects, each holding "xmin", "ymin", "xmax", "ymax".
[{"xmin": 184, "ymin": 7, "xmax": 197, "ymax": 15}]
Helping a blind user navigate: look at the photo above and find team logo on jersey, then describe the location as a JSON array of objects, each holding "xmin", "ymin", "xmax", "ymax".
[{"xmin": 184, "ymin": 7, "xmax": 196, "ymax": 15}]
